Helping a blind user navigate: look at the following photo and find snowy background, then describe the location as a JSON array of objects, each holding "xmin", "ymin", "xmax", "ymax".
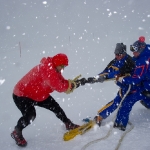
[{"xmin": 0, "ymin": 0, "xmax": 150, "ymax": 150}]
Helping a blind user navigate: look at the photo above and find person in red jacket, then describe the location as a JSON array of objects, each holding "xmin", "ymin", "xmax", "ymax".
[{"xmin": 11, "ymin": 53, "xmax": 83, "ymax": 147}]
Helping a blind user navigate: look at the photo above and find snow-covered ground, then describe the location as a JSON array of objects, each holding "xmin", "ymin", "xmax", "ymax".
[{"xmin": 0, "ymin": 0, "xmax": 150, "ymax": 150}]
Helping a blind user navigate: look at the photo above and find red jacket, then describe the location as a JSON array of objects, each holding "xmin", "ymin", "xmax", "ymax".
[{"xmin": 13, "ymin": 57, "xmax": 69, "ymax": 101}]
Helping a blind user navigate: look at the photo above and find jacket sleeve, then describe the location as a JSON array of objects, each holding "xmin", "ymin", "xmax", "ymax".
[
  {"xmin": 107, "ymin": 55, "xmax": 135, "ymax": 79},
  {"xmin": 45, "ymin": 70, "xmax": 69, "ymax": 93},
  {"xmin": 98, "ymin": 59, "xmax": 117, "ymax": 77}
]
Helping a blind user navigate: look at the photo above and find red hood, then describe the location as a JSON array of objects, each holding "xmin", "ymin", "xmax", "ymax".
[{"xmin": 40, "ymin": 57, "xmax": 53, "ymax": 65}]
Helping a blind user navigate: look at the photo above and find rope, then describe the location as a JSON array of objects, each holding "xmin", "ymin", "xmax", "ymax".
[
  {"xmin": 81, "ymin": 126, "xmax": 113, "ymax": 150},
  {"xmin": 115, "ymin": 121, "xmax": 134, "ymax": 150},
  {"xmin": 81, "ymin": 85, "xmax": 134, "ymax": 150}
]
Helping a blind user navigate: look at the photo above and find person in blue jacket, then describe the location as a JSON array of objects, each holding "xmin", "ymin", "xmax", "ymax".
[
  {"xmin": 114, "ymin": 36, "xmax": 150, "ymax": 130},
  {"xmin": 87, "ymin": 43, "xmax": 134, "ymax": 83},
  {"xmin": 86, "ymin": 43, "xmax": 135, "ymax": 129}
]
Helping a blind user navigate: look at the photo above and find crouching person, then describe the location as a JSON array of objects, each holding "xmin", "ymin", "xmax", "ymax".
[{"xmin": 11, "ymin": 53, "xmax": 81, "ymax": 147}]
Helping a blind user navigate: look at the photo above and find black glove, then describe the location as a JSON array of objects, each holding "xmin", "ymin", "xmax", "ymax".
[
  {"xmin": 87, "ymin": 76, "xmax": 106, "ymax": 83},
  {"xmin": 79, "ymin": 78, "xmax": 87, "ymax": 85},
  {"xmin": 75, "ymin": 78, "xmax": 87, "ymax": 88},
  {"xmin": 87, "ymin": 77, "xmax": 97, "ymax": 83}
]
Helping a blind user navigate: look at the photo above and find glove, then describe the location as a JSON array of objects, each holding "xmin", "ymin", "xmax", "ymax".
[
  {"xmin": 75, "ymin": 78, "xmax": 87, "ymax": 88},
  {"xmin": 79, "ymin": 78, "xmax": 87, "ymax": 85},
  {"xmin": 115, "ymin": 75, "xmax": 124, "ymax": 83},
  {"xmin": 65, "ymin": 79, "xmax": 77, "ymax": 94},
  {"xmin": 87, "ymin": 76, "xmax": 106, "ymax": 83},
  {"xmin": 65, "ymin": 75, "xmax": 85, "ymax": 94},
  {"xmin": 118, "ymin": 77, "xmax": 124, "ymax": 83}
]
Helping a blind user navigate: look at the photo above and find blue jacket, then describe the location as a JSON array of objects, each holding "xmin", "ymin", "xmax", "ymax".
[
  {"xmin": 99, "ymin": 54, "xmax": 135, "ymax": 79},
  {"xmin": 122, "ymin": 44, "xmax": 150, "ymax": 91}
]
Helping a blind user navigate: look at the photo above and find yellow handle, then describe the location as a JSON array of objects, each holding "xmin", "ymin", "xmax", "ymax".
[
  {"xmin": 63, "ymin": 120, "xmax": 95, "ymax": 141},
  {"xmin": 63, "ymin": 127, "xmax": 81, "ymax": 141}
]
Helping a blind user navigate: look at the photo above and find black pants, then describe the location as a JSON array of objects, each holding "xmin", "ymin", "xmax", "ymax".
[{"xmin": 13, "ymin": 94, "xmax": 69, "ymax": 131}]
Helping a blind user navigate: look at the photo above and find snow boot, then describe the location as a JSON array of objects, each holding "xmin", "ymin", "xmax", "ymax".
[
  {"xmin": 11, "ymin": 127, "xmax": 27, "ymax": 147},
  {"xmin": 65, "ymin": 120, "xmax": 80, "ymax": 130},
  {"xmin": 94, "ymin": 115, "xmax": 103, "ymax": 126},
  {"xmin": 113, "ymin": 123, "xmax": 126, "ymax": 131}
]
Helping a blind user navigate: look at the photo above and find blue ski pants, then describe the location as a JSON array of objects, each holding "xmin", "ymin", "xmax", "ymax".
[{"xmin": 98, "ymin": 88, "xmax": 150, "ymax": 128}]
